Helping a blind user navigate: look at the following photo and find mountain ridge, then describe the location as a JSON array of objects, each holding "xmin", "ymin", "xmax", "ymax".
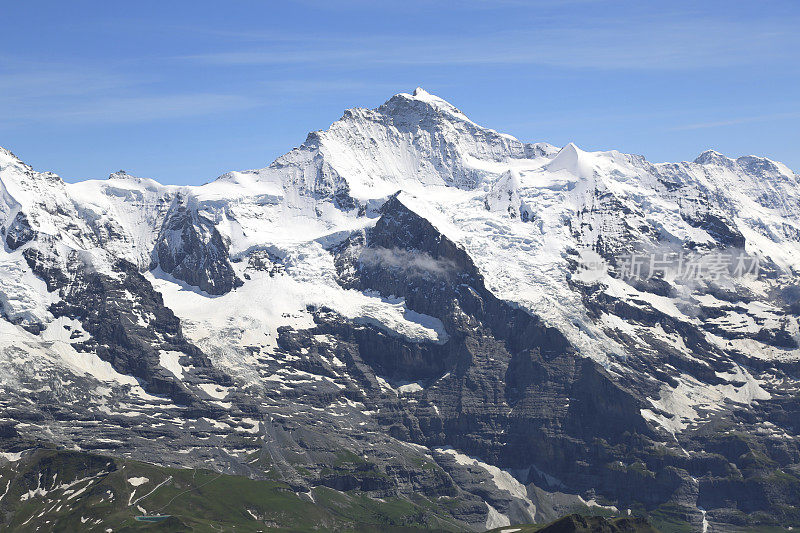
[
  {"xmin": 11, "ymin": 88, "xmax": 798, "ymax": 191},
  {"xmin": 1, "ymin": 88, "xmax": 800, "ymax": 532}
]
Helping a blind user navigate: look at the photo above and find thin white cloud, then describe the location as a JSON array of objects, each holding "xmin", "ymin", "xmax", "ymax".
[
  {"xmin": 672, "ymin": 112, "xmax": 800, "ymax": 131},
  {"xmin": 259, "ymin": 79, "xmax": 407, "ymax": 94},
  {"xmin": 3, "ymin": 94, "xmax": 262, "ymax": 125},
  {"xmin": 0, "ymin": 60, "xmax": 142, "ymax": 100},
  {"xmin": 0, "ymin": 72, "xmax": 132, "ymax": 98},
  {"xmin": 0, "ymin": 56, "xmax": 400, "ymax": 127},
  {"xmin": 179, "ymin": 19, "xmax": 799, "ymax": 71},
  {"xmin": 180, "ymin": 49, "xmax": 372, "ymax": 66}
]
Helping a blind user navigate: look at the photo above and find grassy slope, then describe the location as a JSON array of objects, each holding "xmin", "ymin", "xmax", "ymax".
[
  {"xmin": 3, "ymin": 449, "xmax": 786, "ymax": 532},
  {"xmin": 0, "ymin": 449, "xmax": 466, "ymax": 532}
]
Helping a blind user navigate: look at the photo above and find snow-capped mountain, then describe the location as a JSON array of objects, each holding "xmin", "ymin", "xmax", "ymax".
[{"xmin": 1, "ymin": 88, "xmax": 799, "ymax": 531}]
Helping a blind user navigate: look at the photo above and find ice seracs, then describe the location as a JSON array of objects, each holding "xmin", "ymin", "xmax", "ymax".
[{"xmin": 485, "ymin": 169, "xmax": 522, "ymax": 217}]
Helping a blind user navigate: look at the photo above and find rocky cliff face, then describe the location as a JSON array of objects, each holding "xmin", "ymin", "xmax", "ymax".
[
  {"xmin": 1, "ymin": 89, "xmax": 799, "ymax": 531},
  {"xmin": 154, "ymin": 196, "xmax": 243, "ymax": 295}
]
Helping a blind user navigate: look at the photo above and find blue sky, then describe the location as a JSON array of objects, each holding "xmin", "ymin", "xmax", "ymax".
[{"xmin": 1, "ymin": 1, "xmax": 798, "ymax": 184}]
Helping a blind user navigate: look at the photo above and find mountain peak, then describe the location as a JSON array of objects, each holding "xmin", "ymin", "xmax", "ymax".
[
  {"xmin": 546, "ymin": 142, "xmax": 595, "ymax": 176},
  {"xmin": 107, "ymin": 169, "xmax": 149, "ymax": 184},
  {"xmin": 378, "ymin": 87, "xmax": 471, "ymax": 124},
  {"xmin": 0, "ymin": 146, "xmax": 24, "ymax": 168},
  {"xmin": 693, "ymin": 149, "xmax": 732, "ymax": 166}
]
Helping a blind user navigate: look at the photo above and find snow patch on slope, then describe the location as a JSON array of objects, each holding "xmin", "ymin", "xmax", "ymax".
[
  {"xmin": 436, "ymin": 447, "xmax": 537, "ymax": 521},
  {"xmin": 642, "ymin": 367, "xmax": 770, "ymax": 433}
]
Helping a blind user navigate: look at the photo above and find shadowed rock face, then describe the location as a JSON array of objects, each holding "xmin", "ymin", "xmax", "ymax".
[
  {"xmin": 533, "ymin": 513, "xmax": 659, "ymax": 533},
  {"xmin": 330, "ymin": 196, "xmax": 677, "ymax": 507},
  {"xmin": 154, "ymin": 199, "xmax": 242, "ymax": 296},
  {"xmin": 4, "ymin": 211, "xmax": 35, "ymax": 251},
  {"xmin": 23, "ymin": 248, "xmax": 229, "ymax": 409}
]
